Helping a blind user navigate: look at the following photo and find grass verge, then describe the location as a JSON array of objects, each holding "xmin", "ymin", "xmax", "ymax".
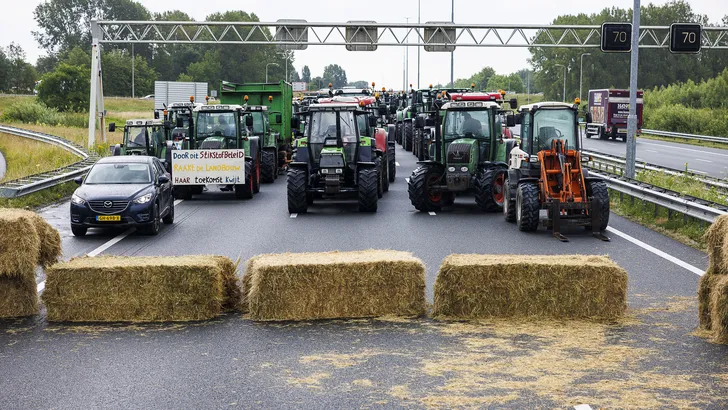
[
  {"xmin": 640, "ymin": 133, "xmax": 728, "ymax": 151},
  {"xmin": 0, "ymin": 133, "xmax": 80, "ymax": 182},
  {"xmin": 0, "ymin": 181, "xmax": 77, "ymax": 209},
  {"xmin": 637, "ymin": 170, "xmax": 728, "ymax": 206}
]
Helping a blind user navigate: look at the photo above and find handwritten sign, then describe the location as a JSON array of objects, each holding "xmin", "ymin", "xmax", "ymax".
[{"xmin": 172, "ymin": 149, "xmax": 246, "ymax": 185}]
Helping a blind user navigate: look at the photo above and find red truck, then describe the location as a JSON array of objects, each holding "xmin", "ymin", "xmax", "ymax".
[{"xmin": 585, "ymin": 89, "xmax": 643, "ymax": 142}]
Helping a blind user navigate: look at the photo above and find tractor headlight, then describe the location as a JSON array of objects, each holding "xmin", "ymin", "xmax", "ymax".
[
  {"xmin": 530, "ymin": 155, "xmax": 539, "ymax": 163},
  {"xmin": 335, "ymin": 168, "xmax": 343, "ymax": 174},
  {"xmin": 321, "ymin": 169, "xmax": 329, "ymax": 174},
  {"xmin": 448, "ymin": 166, "xmax": 456, "ymax": 172},
  {"xmin": 460, "ymin": 167, "xmax": 468, "ymax": 172},
  {"xmin": 71, "ymin": 194, "xmax": 85, "ymax": 205},
  {"xmin": 133, "ymin": 193, "xmax": 153, "ymax": 204}
]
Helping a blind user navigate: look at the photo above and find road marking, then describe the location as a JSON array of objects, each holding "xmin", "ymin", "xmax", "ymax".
[
  {"xmin": 636, "ymin": 157, "xmax": 644, "ymax": 161},
  {"xmin": 405, "ymin": 178, "xmax": 410, "ymax": 183},
  {"xmin": 37, "ymin": 199, "xmax": 186, "ymax": 294},
  {"xmin": 641, "ymin": 141, "xmax": 728, "ymax": 158},
  {"xmin": 574, "ymin": 405, "xmax": 593, "ymax": 410},
  {"xmin": 645, "ymin": 149, "xmax": 659, "ymax": 153},
  {"xmin": 428, "ymin": 211, "xmax": 436, "ymax": 216},
  {"xmin": 290, "ymin": 213, "xmax": 298, "ymax": 219},
  {"xmin": 396, "ymin": 161, "xmax": 401, "ymax": 167},
  {"xmin": 606, "ymin": 227, "xmax": 704, "ymax": 276},
  {"xmin": 694, "ymin": 158, "xmax": 712, "ymax": 163},
  {"xmin": 689, "ymin": 169, "xmax": 708, "ymax": 175}
]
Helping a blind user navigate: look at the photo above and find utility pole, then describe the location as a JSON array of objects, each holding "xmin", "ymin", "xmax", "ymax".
[
  {"xmin": 555, "ymin": 64, "xmax": 566, "ymax": 102},
  {"xmin": 405, "ymin": 17, "xmax": 409, "ymax": 89},
  {"xmin": 527, "ymin": 71, "xmax": 530, "ymax": 103},
  {"xmin": 450, "ymin": 0, "xmax": 454, "ymax": 87},
  {"xmin": 579, "ymin": 53, "xmax": 591, "ymax": 102},
  {"xmin": 626, "ymin": 0, "xmax": 641, "ymax": 179},
  {"xmin": 131, "ymin": 43, "xmax": 135, "ymax": 98},
  {"xmin": 417, "ymin": 0, "xmax": 421, "ymax": 89}
]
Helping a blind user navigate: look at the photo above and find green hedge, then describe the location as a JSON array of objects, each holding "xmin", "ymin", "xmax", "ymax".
[
  {"xmin": 0, "ymin": 100, "xmax": 88, "ymax": 128},
  {"xmin": 643, "ymin": 104, "xmax": 728, "ymax": 138}
]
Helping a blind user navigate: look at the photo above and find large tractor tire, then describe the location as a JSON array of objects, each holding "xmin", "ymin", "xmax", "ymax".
[
  {"xmin": 475, "ymin": 168, "xmax": 507, "ymax": 212},
  {"xmin": 586, "ymin": 180, "xmax": 610, "ymax": 231},
  {"xmin": 408, "ymin": 165, "xmax": 444, "ymax": 212},
  {"xmin": 357, "ymin": 167, "xmax": 378, "ymax": 212},
  {"xmin": 516, "ymin": 183, "xmax": 540, "ymax": 232},
  {"xmin": 261, "ymin": 149, "xmax": 277, "ymax": 183},
  {"xmin": 287, "ymin": 168, "xmax": 309, "ymax": 213},
  {"xmin": 175, "ymin": 186, "xmax": 193, "ymax": 200},
  {"xmin": 253, "ymin": 157, "xmax": 261, "ymax": 194},
  {"xmin": 417, "ymin": 132, "xmax": 426, "ymax": 161},
  {"xmin": 375, "ymin": 158, "xmax": 384, "ymax": 198},
  {"xmin": 234, "ymin": 161, "xmax": 254, "ymax": 199},
  {"xmin": 396, "ymin": 123, "xmax": 403, "ymax": 145},
  {"xmin": 503, "ymin": 177, "xmax": 516, "ymax": 223},
  {"xmin": 404, "ymin": 122, "xmax": 413, "ymax": 152},
  {"xmin": 388, "ymin": 151, "xmax": 396, "ymax": 182},
  {"xmin": 382, "ymin": 156, "xmax": 390, "ymax": 193}
]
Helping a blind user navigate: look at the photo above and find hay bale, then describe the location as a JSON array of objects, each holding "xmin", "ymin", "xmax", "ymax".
[
  {"xmin": 699, "ymin": 274, "xmax": 728, "ymax": 343},
  {"xmin": 433, "ymin": 254, "xmax": 628, "ymax": 320},
  {"xmin": 245, "ymin": 250, "xmax": 426, "ymax": 321},
  {"xmin": 16, "ymin": 210, "xmax": 62, "ymax": 268},
  {"xmin": 705, "ymin": 215, "xmax": 728, "ymax": 274},
  {"xmin": 0, "ymin": 275, "xmax": 38, "ymax": 317},
  {"xmin": 42, "ymin": 255, "xmax": 241, "ymax": 322},
  {"xmin": 0, "ymin": 210, "xmax": 41, "ymax": 278}
]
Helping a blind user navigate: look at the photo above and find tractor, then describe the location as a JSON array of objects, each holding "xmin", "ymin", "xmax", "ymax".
[
  {"xmin": 504, "ymin": 101, "xmax": 610, "ymax": 241},
  {"xmin": 161, "ymin": 101, "xmax": 201, "ymax": 150},
  {"xmin": 108, "ymin": 119, "xmax": 175, "ymax": 172},
  {"xmin": 407, "ymin": 94, "xmax": 518, "ymax": 212},
  {"xmin": 173, "ymin": 104, "xmax": 262, "ymax": 200},
  {"xmin": 240, "ymin": 101, "xmax": 280, "ymax": 183},
  {"xmin": 287, "ymin": 103, "xmax": 379, "ymax": 213}
]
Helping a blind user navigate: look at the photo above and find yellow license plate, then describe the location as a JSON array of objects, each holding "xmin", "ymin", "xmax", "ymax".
[{"xmin": 96, "ymin": 215, "xmax": 121, "ymax": 222}]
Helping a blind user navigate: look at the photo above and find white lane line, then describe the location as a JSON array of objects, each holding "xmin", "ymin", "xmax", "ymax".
[
  {"xmin": 689, "ymin": 169, "xmax": 708, "ymax": 175},
  {"xmin": 574, "ymin": 405, "xmax": 593, "ymax": 410},
  {"xmin": 645, "ymin": 149, "xmax": 659, "ymax": 153},
  {"xmin": 641, "ymin": 141, "xmax": 728, "ymax": 158},
  {"xmin": 396, "ymin": 161, "xmax": 401, "ymax": 167},
  {"xmin": 405, "ymin": 178, "xmax": 410, "ymax": 183},
  {"xmin": 37, "ymin": 199, "xmax": 186, "ymax": 294},
  {"xmin": 428, "ymin": 211, "xmax": 436, "ymax": 216},
  {"xmin": 694, "ymin": 158, "xmax": 712, "ymax": 163},
  {"xmin": 606, "ymin": 227, "xmax": 704, "ymax": 276},
  {"xmin": 290, "ymin": 213, "xmax": 298, "ymax": 219}
]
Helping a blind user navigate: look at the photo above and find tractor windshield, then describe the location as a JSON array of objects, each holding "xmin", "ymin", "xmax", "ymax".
[
  {"xmin": 443, "ymin": 109, "xmax": 491, "ymax": 140},
  {"xmin": 308, "ymin": 110, "xmax": 357, "ymax": 163},
  {"xmin": 533, "ymin": 109, "xmax": 577, "ymax": 151},
  {"xmin": 356, "ymin": 114, "xmax": 370, "ymax": 137},
  {"xmin": 242, "ymin": 111, "xmax": 266, "ymax": 135},
  {"xmin": 124, "ymin": 127, "xmax": 149, "ymax": 148},
  {"xmin": 196, "ymin": 112, "xmax": 237, "ymax": 138}
]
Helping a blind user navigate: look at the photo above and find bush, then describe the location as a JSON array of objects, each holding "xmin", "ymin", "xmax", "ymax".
[
  {"xmin": 37, "ymin": 63, "xmax": 90, "ymax": 112},
  {"xmin": 0, "ymin": 100, "xmax": 64, "ymax": 125},
  {"xmin": 643, "ymin": 104, "xmax": 728, "ymax": 137}
]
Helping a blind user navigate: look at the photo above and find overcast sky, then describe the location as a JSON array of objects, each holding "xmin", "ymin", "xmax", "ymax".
[{"xmin": 3, "ymin": 0, "xmax": 727, "ymax": 88}]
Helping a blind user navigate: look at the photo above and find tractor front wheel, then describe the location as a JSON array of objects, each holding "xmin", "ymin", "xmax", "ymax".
[
  {"xmin": 408, "ymin": 165, "xmax": 444, "ymax": 212},
  {"xmin": 404, "ymin": 122, "xmax": 413, "ymax": 152},
  {"xmin": 287, "ymin": 168, "xmax": 309, "ymax": 213},
  {"xmin": 375, "ymin": 158, "xmax": 384, "ymax": 198},
  {"xmin": 261, "ymin": 149, "xmax": 276, "ymax": 183},
  {"xmin": 388, "ymin": 150, "xmax": 396, "ymax": 182},
  {"xmin": 357, "ymin": 167, "xmax": 378, "ymax": 212},
  {"xmin": 586, "ymin": 180, "xmax": 610, "ymax": 231},
  {"xmin": 234, "ymin": 161, "xmax": 254, "ymax": 199},
  {"xmin": 475, "ymin": 168, "xmax": 507, "ymax": 212},
  {"xmin": 516, "ymin": 183, "xmax": 540, "ymax": 232},
  {"xmin": 503, "ymin": 177, "xmax": 516, "ymax": 222}
]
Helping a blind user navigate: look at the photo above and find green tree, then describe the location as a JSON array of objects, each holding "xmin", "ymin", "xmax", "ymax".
[
  {"xmin": 0, "ymin": 48, "xmax": 9, "ymax": 92},
  {"xmin": 35, "ymin": 55, "xmax": 59, "ymax": 76},
  {"xmin": 152, "ymin": 10, "xmax": 201, "ymax": 81},
  {"xmin": 322, "ymin": 64, "xmax": 347, "ymax": 88},
  {"xmin": 37, "ymin": 63, "xmax": 90, "ymax": 111},
  {"xmin": 309, "ymin": 76, "xmax": 325, "ymax": 91},
  {"xmin": 178, "ymin": 50, "xmax": 222, "ymax": 90},
  {"xmin": 301, "ymin": 65, "xmax": 311, "ymax": 83},
  {"xmin": 6, "ymin": 43, "xmax": 38, "ymax": 94},
  {"xmin": 348, "ymin": 81, "xmax": 368, "ymax": 88},
  {"xmin": 101, "ymin": 50, "xmax": 157, "ymax": 97}
]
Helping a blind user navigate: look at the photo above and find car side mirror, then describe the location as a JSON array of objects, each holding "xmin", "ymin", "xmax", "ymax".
[
  {"xmin": 506, "ymin": 114, "xmax": 516, "ymax": 128},
  {"xmin": 368, "ymin": 116, "xmax": 377, "ymax": 127},
  {"xmin": 245, "ymin": 115, "xmax": 254, "ymax": 127},
  {"xmin": 108, "ymin": 123, "xmax": 116, "ymax": 132},
  {"xmin": 415, "ymin": 116, "xmax": 425, "ymax": 129},
  {"xmin": 74, "ymin": 176, "xmax": 83, "ymax": 185},
  {"xmin": 158, "ymin": 175, "xmax": 170, "ymax": 184},
  {"xmin": 275, "ymin": 113, "xmax": 282, "ymax": 124},
  {"xmin": 176, "ymin": 117, "xmax": 184, "ymax": 128},
  {"xmin": 509, "ymin": 98, "xmax": 518, "ymax": 108}
]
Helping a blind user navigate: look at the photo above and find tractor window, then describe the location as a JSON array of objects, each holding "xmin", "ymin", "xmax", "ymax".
[
  {"xmin": 241, "ymin": 112, "xmax": 265, "ymax": 135},
  {"xmin": 533, "ymin": 109, "xmax": 577, "ymax": 151},
  {"xmin": 520, "ymin": 113, "xmax": 532, "ymax": 153},
  {"xmin": 339, "ymin": 111, "xmax": 357, "ymax": 143},
  {"xmin": 196, "ymin": 112, "xmax": 237, "ymax": 138},
  {"xmin": 125, "ymin": 127, "xmax": 148, "ymax": 148},
  {"xmin": 443, "ymin": 110, "xmax": 491, "ymax": 140},
  {"xmin": 309, "ymin": 112, "xmax": 338, "ymax": 144},
  {"xmin": 170, "ymin": 111, "xmax": 190, "ymax": 128},
  {"xmin": 356, "ymin": 115, "xmax": 370, "ymax": 137}
]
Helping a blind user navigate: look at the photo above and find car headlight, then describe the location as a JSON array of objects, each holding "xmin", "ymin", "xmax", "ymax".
[
  {"xmin": 71, "ymin": 194, "xmax": 85, "ymax": 205},
  {"xmin": 460, "ymin": 166, "xmax": 469, "ymax": 172},
  {"xmin": 133, "ymin": 193, "xmax": 153, "ymax": 204}
]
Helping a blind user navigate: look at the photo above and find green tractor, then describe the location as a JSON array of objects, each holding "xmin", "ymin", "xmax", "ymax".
[
  {"xmin": 408, "ymin": 95, "xmax": 518, "ymax": 212},
  {"xmin": 109, "ymin": 119, "xmax": 175, "ymax": 172},
  {"xmin": 161, "ymin": 102, "xmax": 201, "ymax": 150},
  {"xmin": 287, "ymin": 103, "xmax": 379, "ymax": 213},
  {"xmin": 173, "ymin": 104, "xmax": 262, "ymax": 200},
  {"xmin": 240, "ymin": 104, "xmax": 281, "ymax": 183}
]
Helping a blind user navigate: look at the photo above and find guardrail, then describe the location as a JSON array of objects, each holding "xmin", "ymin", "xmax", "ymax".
[
  {"xmin": 642, "ymin": 129, "xmax": 728, "ymax": 144},
  {"xmin": 0, "ymin": 125, "xmax": 98, "ymax": 198}
]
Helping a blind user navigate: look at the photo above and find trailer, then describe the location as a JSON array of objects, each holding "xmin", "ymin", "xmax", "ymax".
[
  {"xmin": 154, "ymin": 81, "xmax": 208, "ymax": 112},
  {"xmin": 585, "ymin": 89, "xmax": 643, "ymax": 142}
]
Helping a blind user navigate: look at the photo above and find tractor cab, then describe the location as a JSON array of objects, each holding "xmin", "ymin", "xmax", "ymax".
[
  {"xmin": 240, "ymin": 105, "xmax": 270, "ymax": 138},
  {"xmin": 108, "ymin": 119, "xmax": 175, "ymax": 172},
  {"xmin": 191, "ymin": 104, "xmax": 250, "ymax": 150},
  {"xmin": 165, "ymin": 102, "xmax": 201, "ymax": 149}
]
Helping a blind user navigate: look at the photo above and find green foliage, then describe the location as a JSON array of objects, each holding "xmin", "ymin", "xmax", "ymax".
[
  {"xmin": 308, "ymin": 76, "xmax": 325, "ymax": 91},
  {"xmin": 301, "ymin": 66, "xmax": 311, "ymax": 83},
  {"xmin": 0, "ymin": 100, "xmax": 88, "ymax": 127},
  {"xmin": 0, "ymin": 48, "xmax": 9, "ymax": 92},
  {"xmin": 37, "ymin": 63, "xmax": 90, "ymax": 112},
  {"xmin": 322, "ymin": 64, "xmax": 347, "ymax": 88},
  {"xmin": 348, "ymin": 81, "xmax": 368, "ymax": 89},
  {"xmin": 3, "ymin": 43, "xmax": 38, "ymax": 94},
  {"xmin": 643, "ymin": 104, "xmax": 728, "ymax": 138},
  {"xmin": 101, "ymin": 49, "xmax": 156, "ymax": 97},
  {"xmin": 0, "ymin": 181, "xmax": 77, "ymax": 209},
  {"xmin": 486, "ymin": 74, "xmax": 524, "ymax": 93}
]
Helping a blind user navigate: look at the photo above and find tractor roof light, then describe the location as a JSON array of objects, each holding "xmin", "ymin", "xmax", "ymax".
[
  {"xmin": 244, "ymin": 95, "xmax": 249, "ymax": 102},
  {"xmin": 500, "ymin": 90, "xmax": 506, "ymax": 96},
  {"xmin": 429, "ymin": 84, "xmax": 433, "ymax": 89},
  {"xmin": 471, "ymin": 83, "xmax": 476, "ymax": 89},
  {"xmin": 329, "ymin": 83, "xmax": 333, "ymax": 88},
  {"xmin": 382, "ymin": 87, "xmax": 386, "ymax": 92},
  {"xmin": 268, "ymin": 95, "xmax": 273, "ymax": 102},
  {"xmin": 574, "ymin": 97, "xmax": 581, "ymax": 104},
  {"xmin": 372, "ymin": 82, "xmax": 376, "ymax": 87},
  {"xmin": 189, "ymin": 96, "xmax": 195, "ymax": 102}
]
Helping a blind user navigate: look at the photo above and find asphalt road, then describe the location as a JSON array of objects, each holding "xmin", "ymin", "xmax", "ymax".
[{"xmin": 1, "ymin": 143, "xmax": 727, "ymax": 409}]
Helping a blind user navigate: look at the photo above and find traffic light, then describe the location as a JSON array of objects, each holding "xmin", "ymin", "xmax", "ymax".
[
  {"xmin": 670, "ymin": 23, "xmax": 702, "ymax": 53},
  {"xmin": 601, "ymin": 23, "xmax": 632, "ymax": 53}
]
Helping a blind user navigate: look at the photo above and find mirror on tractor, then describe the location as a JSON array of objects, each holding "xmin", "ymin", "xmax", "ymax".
[
  {"xmin": 275, "ymin": 113, "xmax": 282, "ymax": 124},
  {"xmin": 368, "ymin": 116, "xmax": 377, "ymax": 127},
  {"xmin": 514, "ymin": 114, "xmax": 522, "ymax": 125},
  {"xmin": 506, "ymin": 113, "xmax": 516, "ymax": 128},
  {"xmin": 176, "ymin": 117, "xmax": 184, "ymax": 128},
  {"xmin": 426, "ymin": 117, "xmax": 436, "ymax": 127},
  {"xmin": 108, "ymin": 123, "xmax": 116, "ymax": 132},
  {"xmin": 291, "ymin": 117, "xmax": 300, "ymax": 129},
  {"xmin": 245, "ymin": 115, "xmax": 254, "ymax": 127},
  {"xmin": 509, "ymin": 98, "xmax": 518, "ymax": 108},
  {"xmin": 415, "ymin": 116, "xmax": 425, "ymax": 129},
  {"xmin": 158, "ymin": 175, "xmax": 170, "ymax": 184},
  {"xmin": 154, "ymin": 111, "xmax": 160, "ymax": 120}
]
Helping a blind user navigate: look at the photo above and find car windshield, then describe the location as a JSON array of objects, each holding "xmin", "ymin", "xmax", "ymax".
[
  {"xmin": 85, "ymin": 163, "xmax": 151, "ymax": 184},
  {"xmin": 196, "ymin": 111, "xmax": 237, "ymax": 138},
  {"xmin": 534, "ymin": 109, "xmax": 577, "ymax": 151},
  {"xmin": 309, "ymin": 111, "xmax": 357, "ymax": 144},
  {"xmin": 443, "ymin": 109, "xmax": 491, "ymax": 140}
]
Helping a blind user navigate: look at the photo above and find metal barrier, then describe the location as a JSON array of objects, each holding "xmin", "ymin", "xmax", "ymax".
[
  {"xmin": 642, "ymin": 129, "xmax": 728, "ymax": 144},
  {"xmin": 0, "ymin": 125, "xmax": 98, "ymax": 198}
]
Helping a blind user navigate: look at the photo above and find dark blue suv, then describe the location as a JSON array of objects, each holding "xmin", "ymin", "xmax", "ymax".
[{"xmin": 70, "ymin": 156, "xmax": 174, "ymax": 236}]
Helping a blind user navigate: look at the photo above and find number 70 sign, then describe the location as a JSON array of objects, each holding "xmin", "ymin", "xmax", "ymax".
[{"xmin": 600, "ymin": 22, "xmax": 702, "ymax": 54}]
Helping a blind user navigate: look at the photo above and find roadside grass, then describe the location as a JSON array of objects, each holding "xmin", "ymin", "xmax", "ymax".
[
  {"xmin": 636, "ymin": 170, "xmax": 728, "ymax": 206},
  {"xmin": 0, "ymin": 133, "xmax": 80, "ymax": 182},
  {"xmin": 513, "ymin": 93, "xmax": 544, "ymax": 105},
  {"xmin": 609, "ymin": 190, "xmax": 708, "ymax": 250},
  {"xmin": 640, "ymin": 133, "xmax": 728, "ymax": 151},
  {"xmin": 0, "ymin": 181, "xmax": 77, "ymax": 209}
]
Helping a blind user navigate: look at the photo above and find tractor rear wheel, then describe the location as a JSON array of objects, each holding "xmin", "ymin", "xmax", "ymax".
[
  {"xmin": 417, "ymin": 132, "xmax": 426, "ymax": 161},
  {"xmin": 396, "ymin": 123, "xmax": 402, "ymax": 145},
  {"xmin": 503, "ymin": 177, "xmax": 516, "ymax": 222},
  {"xmin": 287, "ymin": 168, "xmax": 309, "ymax": 213},
  {"xmin": 516, "ymin": 183, "xmax": 540, "ymax": 232},
  {"xmin": 261, "ymin": 149, "xmax": 276, "ymax": 183},
  {"xmin": 388, "ymin": 151, "xmax": 396, "ymax": 182},
  {"xmin": 234, "ymin": 161, "xmax": 254, "ymax": 199},
  {"xmin": 375, "ymin": 158, "xmax": 384, "ymax": 198},
  {"xmin": 586, "ymin": 180, "xmax": 610, "ymax": 231},
  {"xmin": 475, "ymin": 168, "xmax": 507, "ymax": 212},
  {"xmin": 408, "ymin": 165, "xmax": 444, "ymax": 212},
  {"xmin": 358, "ymin": 167, "xmax": 378, "ymax": 212},
  {"xmin": 382, "ymin": 156, "xmax": 390, "ymax": 193},
  {"xmin": 404, "ymin": 122, "xmax": 413, "ymax": 152},
  {"xmin": 253, "ymin": 157, "xmax": 261, "ymax": 193}
]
